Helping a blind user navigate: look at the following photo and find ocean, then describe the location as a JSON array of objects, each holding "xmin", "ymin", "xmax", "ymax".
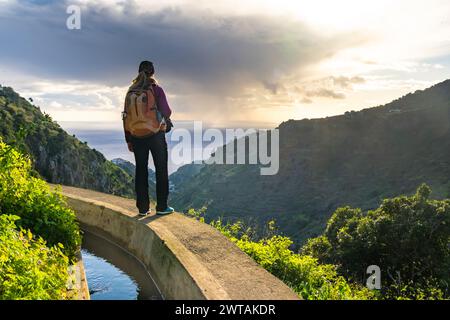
[{"xmin": 59, "ymin": 121, "xmax": 275, "ymax": 174}]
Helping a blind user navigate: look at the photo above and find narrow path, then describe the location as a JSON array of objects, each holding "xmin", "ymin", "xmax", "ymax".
[{"xmin": 54, "ymin": 185, "xmax": 299, "ymax": 300}]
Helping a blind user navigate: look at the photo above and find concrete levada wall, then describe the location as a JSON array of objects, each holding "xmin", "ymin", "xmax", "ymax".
[
  {"xmin": 67, "ymin": 251, "xmax": 90, "ymax": 300},
  {"xmin": 55, "ymin": 185, "xmax": 299, "ymax": 300}
]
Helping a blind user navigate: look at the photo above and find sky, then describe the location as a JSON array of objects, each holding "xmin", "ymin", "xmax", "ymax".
[{"xmin": 1, "ymin": 0, "xmax": 450, "ymax": 128}]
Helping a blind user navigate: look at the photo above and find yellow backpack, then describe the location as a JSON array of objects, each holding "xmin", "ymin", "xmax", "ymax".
[{"xmin": 123, "ymin": 87, "xmax": 166, "ymax": 138}]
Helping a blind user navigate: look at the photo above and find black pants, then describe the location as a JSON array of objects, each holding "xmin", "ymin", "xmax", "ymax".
[{"xmin": 131, "ymin": 132, "xmax": 169, "ymax": 213}]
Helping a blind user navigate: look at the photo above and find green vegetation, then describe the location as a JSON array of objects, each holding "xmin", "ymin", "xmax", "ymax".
[
  {"xmin": 0, "ymin": 85, "xmax": 134, "ymax": 197},
  {"xmin": 216, "ymin": 223, "xmax": 374, "ymax": 300},
  {"xmin": 0, "ymin": 215, "xmax": 69, "ymax": 300},
  {"xmin": 0, "ymin": 140, "xmax": 81, "ymax": 299},
  {"xmin": 303, "ymin": 184, "xmax": 450, "ymax": 299},
  {"xmin": 112, "ymin": 158, "xmax": 156, "ymax": 196},
  {"xmin": 186, "ymin": 209, "xmax": 373, "ymax": 300},
  {"xmin": 0, "ymin": 139, "xmax": 81, "ymax": 260},
  {"xmin": 2, "ymin": 81, "xmax": 449, "ymax": 300},
  {"xmin": 187, "ymin": 184, "xmax": 450, "ymax": 300},
  {"xmin": 173, "ymin": 79, "xmax": 450, "ymax": 245}
]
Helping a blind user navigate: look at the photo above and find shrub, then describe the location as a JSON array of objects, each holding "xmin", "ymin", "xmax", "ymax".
[
  {"xmin": 210, "ymin": 218, "xmax": 373, "ymax": 300},
  {"xmin": 303, "ymin": 184, "xmax": 450, "ymax": 299},
  {"xmin": 0, "ymin": 215, "xmax": 69, "ymax": 300},
  {"xmin": 0, "ymin": 139, "xmax": 81, "ymax": 260}
]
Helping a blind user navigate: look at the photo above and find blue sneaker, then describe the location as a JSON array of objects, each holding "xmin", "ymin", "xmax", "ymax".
[{"xmin": 156, "ymin": 206, "xmax": 174, "ymax": 216}]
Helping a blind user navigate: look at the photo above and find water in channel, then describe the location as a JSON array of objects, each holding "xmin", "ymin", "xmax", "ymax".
[{"xmin": 81, "ymin": 229, "xmax": 163, "ymax": 300}]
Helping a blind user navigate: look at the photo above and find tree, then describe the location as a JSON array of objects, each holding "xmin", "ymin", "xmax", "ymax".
[{"xmin": 303, "ymin": 184, "xmax": 450, "ymax": 299}]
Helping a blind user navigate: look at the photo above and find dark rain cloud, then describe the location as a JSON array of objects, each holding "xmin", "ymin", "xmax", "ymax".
[{"xmin": 0, "ymin": 0, "xmax": 365, "ymax": 97}]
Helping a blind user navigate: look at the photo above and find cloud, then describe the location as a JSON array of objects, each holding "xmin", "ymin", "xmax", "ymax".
[
  {"xmin": 262, "ymin": 81, "xmax": 284, "ymax": 95},
  {"xmin": 330, "ymin": 76, "xmax": 365, "ymax": 88},
  {"xmin": 289, "ymin": 75, "xmax": 366, "ymax": 103},
  {"xmin": 5, "ymin": 0, "xmax": 447, "ymax": 126},
  {"xmin": 304, "ymin": 88, "xmax": 345, "ymax": 100},
  {"xmin": 0, "ymin": 1, "xmax": 365, "ymax": 96},
  {"xmin": 300, "ymin": 97, "xmax": 313, "ymax": 104}
]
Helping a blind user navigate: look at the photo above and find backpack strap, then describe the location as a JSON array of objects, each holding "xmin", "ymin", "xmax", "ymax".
[
  {"xmin": 150, "ymin": 84, "xmax": 160, "ymax": 112},
  {"xmin": 149, "ymin": 85, "xmax": 165, "ymax": 131}
]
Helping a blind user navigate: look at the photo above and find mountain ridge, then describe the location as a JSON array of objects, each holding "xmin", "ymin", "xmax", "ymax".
[
  {"xmin": 172, "ymin": 79, "xmax": 450, "ymax": 243},
  {"xmin": 111, "ymin": 158, "xmax": 157, "ymax": 195},
  {"xmin": 0, "ymin": 85, "xmax": 135, "ymax": 198}
]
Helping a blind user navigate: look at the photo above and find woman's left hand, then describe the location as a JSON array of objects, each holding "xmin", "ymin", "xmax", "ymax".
[{"xmin": 165, "ymin": 118, "xmax": 173, "ymax": 133}]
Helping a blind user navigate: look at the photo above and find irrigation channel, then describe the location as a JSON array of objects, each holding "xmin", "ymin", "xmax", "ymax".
[{"xmin": 81, "ymin": 228, "xmax": 163, "ymax": 300}]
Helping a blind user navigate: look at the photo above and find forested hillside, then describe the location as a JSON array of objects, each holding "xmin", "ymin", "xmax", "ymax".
[
  {"xmin": 172, "ymin": 80, "xmax": 450, "ymax": 244},
  {"xmin": 0, "ymin": 85, "xmax": 134, "ymax": 197},
  {"xmin": 112, "ymin": 158, "xmax": 156, "ymax": 196}
]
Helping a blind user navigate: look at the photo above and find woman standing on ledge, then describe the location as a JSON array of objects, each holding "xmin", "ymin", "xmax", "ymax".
[{"xmin": 123, "ymin": 60, "xmax": 174, "ymax": 216}]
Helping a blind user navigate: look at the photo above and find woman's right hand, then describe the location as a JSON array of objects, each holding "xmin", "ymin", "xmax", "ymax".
[{"xmin": 127, "ymin": 142, "xmax": 134, "ymax": 152}]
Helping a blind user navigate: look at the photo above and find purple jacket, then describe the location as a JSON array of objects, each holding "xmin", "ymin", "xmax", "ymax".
[
  {"xmin": 124, "ymin": 84, "xmax": 172, "ymax": 143},
  {"xmin": 153, "ymin": 84, "xmax": 172, "ymax": 119}
]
